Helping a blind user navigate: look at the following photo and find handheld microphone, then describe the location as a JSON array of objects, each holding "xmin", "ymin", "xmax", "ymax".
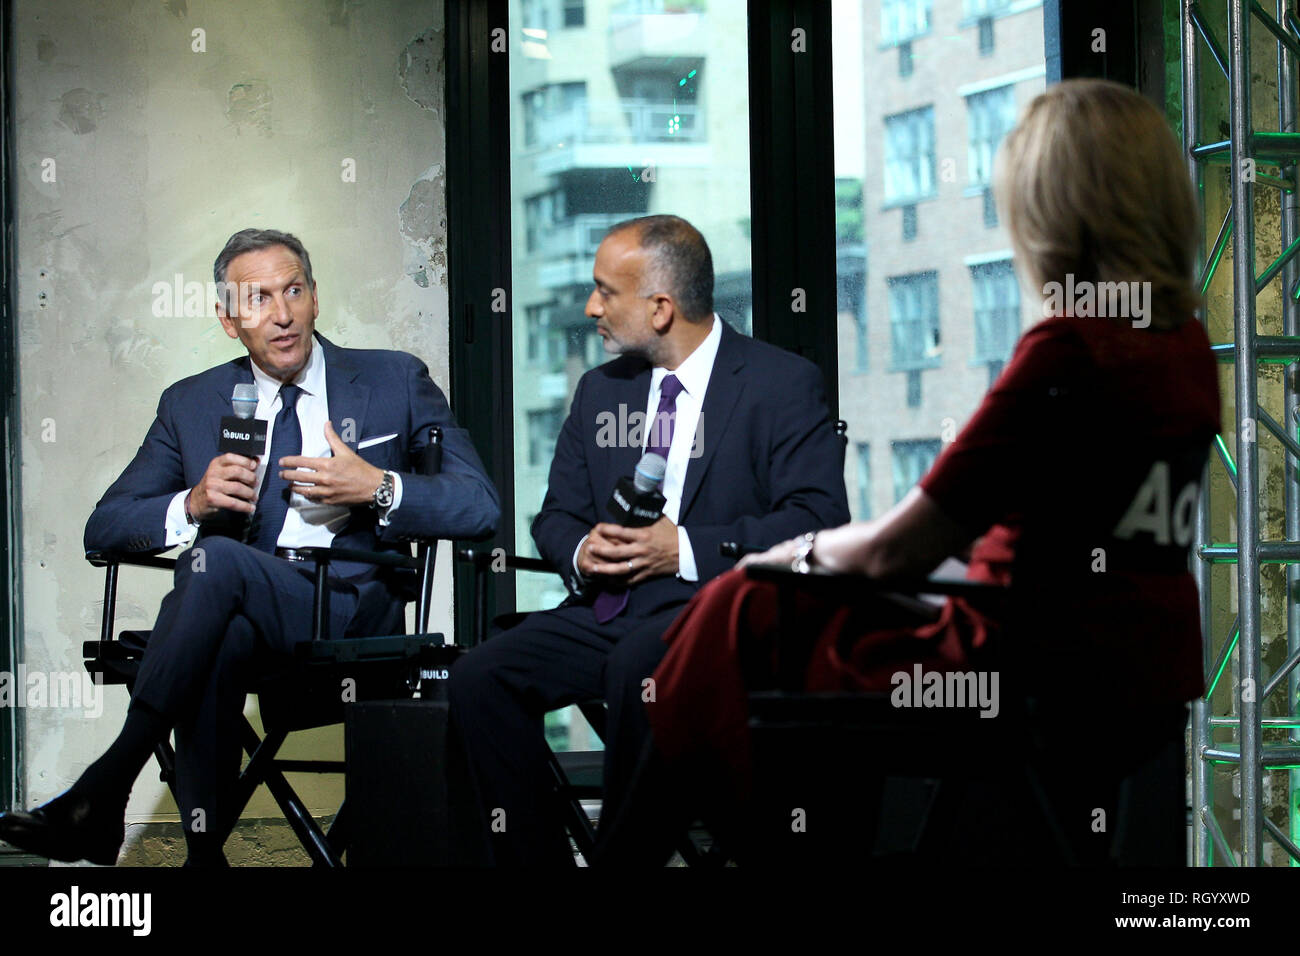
[
  {"xmin": 606, "ymin": 453, "xmax": 667, "ymax": 527},
  {"xmin": 219, "ymin": 384, "xmax": 268, "ymax": 457}
]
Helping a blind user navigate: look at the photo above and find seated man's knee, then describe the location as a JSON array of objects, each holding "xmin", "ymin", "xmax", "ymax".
[
  {"xmin": 448, "ymin": 641, "xmax": 506, "ymax": 708},
  {"xmin": 176, "ymin": 535, "xmax": 245, "ymax": 587},
  {"xmin": 605, "ymin": 628, "xmax": 670, "ymax": 700}
]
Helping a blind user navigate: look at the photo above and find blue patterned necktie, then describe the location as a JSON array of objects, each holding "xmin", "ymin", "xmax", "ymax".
[
  {"xmin": 247, "ymin": 383, "xmax": 302, "ymax": 554},
  {"xmin": 593, "ymin": 374, "xmax": 684, "ymax": 624}
]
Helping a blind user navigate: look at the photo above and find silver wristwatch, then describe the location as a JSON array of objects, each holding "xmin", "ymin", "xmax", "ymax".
[
  {"xmin": 791, "ymin": 532, "xmax": 818, "ymax": 574},
  {"xmin": 370, "ymin": 471, "xmax": 395, "ymax": 510}
]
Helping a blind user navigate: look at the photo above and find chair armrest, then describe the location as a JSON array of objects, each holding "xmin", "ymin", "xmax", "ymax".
[
  {"xmin": 743, "ymin": 564, "xmax": 1009, "ymax": 611},
  {"xmin": 85, "ymin": 549, "xmax": 178, "ymax": 571},
  {"xmin": 455, "ymin": 547, "xmax": 555, "ymax": 575},
  {"xmin": 292, "ymin": 545, "xmax": 423, "ymax": 572}
]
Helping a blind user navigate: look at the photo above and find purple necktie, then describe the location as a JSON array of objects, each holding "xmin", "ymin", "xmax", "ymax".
[{"xmin": 593, "ymin": 374, "xmax": 684, "ymax": 624}]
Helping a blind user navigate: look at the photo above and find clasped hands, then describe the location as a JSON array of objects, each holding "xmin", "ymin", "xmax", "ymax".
[
  {"xmin": 577, "ymin": 515, "xmax": 679, "ymax": 586},
  {"xmin": 186, "ymin": 420, "xmax": 384, "ymax": 521}
]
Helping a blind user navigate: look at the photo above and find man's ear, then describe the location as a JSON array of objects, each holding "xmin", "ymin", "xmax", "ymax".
[
  {"xmin": 215, "ymin": 303, "xmax": 241, "ymax": 340},
  {"xmin": 649, "ymin": 293, "xmax": 675, "ymax": 333}
]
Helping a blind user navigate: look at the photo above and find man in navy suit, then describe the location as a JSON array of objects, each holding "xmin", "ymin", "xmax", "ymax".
[
  {"xmin": 449, "ymin": 215, "xmax": 849, "ymax": 866},
  {"xmin": 0, "ymin": 228, "xmax": 499, "ymax": 866}
]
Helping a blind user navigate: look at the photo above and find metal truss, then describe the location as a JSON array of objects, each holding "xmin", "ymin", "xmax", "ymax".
[{"xmin": 1183, "ymin": 0, "xmax": 1300, "ymax": 867}]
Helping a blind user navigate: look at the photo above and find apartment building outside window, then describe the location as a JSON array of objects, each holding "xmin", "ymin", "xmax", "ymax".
[
  {"xmin": 892, "ymin": 439, "xmax": 943, "ymax": 503},
  {"xmin": 884, "ymin": 106, "xmax": 936, "ymax": 205},
  {"xmin": 963, "ymin": 0, "xmax": 1012, "ymax": 16},
  {"xmin": 966, "ymin": 85, "xmax": 1016, "ymax": 186},
  {"xmin": 888, "ymin": 271, "xmax": 940, "ymax": 369},
  {"xmin": 970, "ymin": 258, "xmax": 1020, "ymax": 364},
  {"xmin": 881, "ymin": 0, "xmax": 932, "ymax": 45},
  {"xmin": 856, "ymin": 443, "xmax": 872, "ymax": 518}
]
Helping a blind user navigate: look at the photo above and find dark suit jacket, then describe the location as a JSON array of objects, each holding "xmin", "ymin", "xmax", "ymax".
[
  {"xmin": 85, "ymin": 331, "xmax": 500, "ymax": 624},
  {"xmin": 532, "ymin": 319, "xmax": 850, "ymax": 613}
]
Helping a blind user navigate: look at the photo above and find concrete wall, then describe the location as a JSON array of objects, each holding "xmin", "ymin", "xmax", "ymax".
[{"xmin": 12, "ymin": 0, "xmax": 451, "ymax": 863}]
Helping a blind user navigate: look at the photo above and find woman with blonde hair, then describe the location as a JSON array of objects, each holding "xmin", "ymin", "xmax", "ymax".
[{"xmin": 595, "ymin": 79, "xmax": 1221, "ymax": 867}]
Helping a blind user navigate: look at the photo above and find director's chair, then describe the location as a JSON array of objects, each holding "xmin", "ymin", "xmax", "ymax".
[{"xmin": 82, "ymin": 426, "xmax": 457, "ymax": 866}]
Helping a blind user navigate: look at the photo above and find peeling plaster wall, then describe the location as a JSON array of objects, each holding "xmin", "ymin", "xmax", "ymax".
[{"xmin": 12, "ymin": 0, "xmax": 450, "ymax": 860}]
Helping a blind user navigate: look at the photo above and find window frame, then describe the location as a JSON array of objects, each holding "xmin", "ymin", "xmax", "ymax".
[
  {"xmin": 882, "ymin": 105, "xmax": 936, "ymax": 208},
  {"xmin": 443, "ymin": 0, "xmax": 1146, "ymax": 642}
]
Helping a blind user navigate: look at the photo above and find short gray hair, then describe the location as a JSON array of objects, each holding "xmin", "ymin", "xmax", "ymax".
[
  {"xmin": 213, "ymin": 228, "xmax": 314, "ymax": 311},
  {"xmin": 606, "ymin": 214, "xmax": 714, "ymax": 322}
]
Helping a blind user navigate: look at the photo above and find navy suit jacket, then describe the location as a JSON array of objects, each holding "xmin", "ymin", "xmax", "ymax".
[
  {"xmin": 532, "ymin": 319, "xmax": 850, "ymax": 614},
  {"xmin": 85, "ymin": 331, "xmax": 499, "ymax": 621}
]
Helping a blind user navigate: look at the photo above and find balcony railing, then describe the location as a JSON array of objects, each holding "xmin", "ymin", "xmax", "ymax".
[
  {"xmin": 538, "ymin": 213, "xmax": 632, "ymax": 260},
  {"xmin": 534, "ymin": 99, "xmax": 704, "ymax": 148}
]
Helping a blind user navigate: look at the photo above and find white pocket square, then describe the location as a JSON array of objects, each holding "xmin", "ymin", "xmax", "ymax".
[{"xmin": 357, "ymin": 433, "xmax": 398, "ymax": 449}]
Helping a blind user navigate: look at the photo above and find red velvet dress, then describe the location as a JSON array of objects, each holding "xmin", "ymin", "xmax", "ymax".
[{"xmin": 646, "ymin": 313, "xmax": 1221, "ymax": 797}]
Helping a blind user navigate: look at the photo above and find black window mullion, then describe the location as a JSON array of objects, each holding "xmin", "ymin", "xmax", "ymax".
[
  {"xmin": 446, "ymin": 0, "xmax": 514, "ymax": 646},
  {"xmin": 748, "ymin": 0, "xmax": 839, "ymax": 417}
]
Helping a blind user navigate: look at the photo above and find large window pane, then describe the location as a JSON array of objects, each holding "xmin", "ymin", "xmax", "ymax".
[
  {"xmin": 510, "ymin": 0, "xmax": 751, "ymax": 749},
  {"xmin": 834, "ymin": 0, "xmax": 1045, "ymax": 521}
]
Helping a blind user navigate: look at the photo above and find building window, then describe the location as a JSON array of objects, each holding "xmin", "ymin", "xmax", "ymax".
[
  {"xmin": 892, "ymin": 439, "xmax": 942, "ymax": 503},
  {"xmin": 856, "ymin": 443, "xmax": 872, "ymax": 519},
  {"xmin": 522, "ymin": 88, "xmax": 545, "ymax": 148},
  {"xmin": 970, "ymin": 259, "xmax": 1020, "ymax": 366},
  {"xmin": 523, "ymin": 81, "xmax": 588, "ymax": 150},
  {"xmin": 521, "ymin": 0, "xmax": 549, "ymax": 32},
  {"xmin": 884, "ymin": 106, "xmax": 935, "ymax": 204},
  {"xmin": 899, "ymin": 41, "xmax": 913, "ymax": 77},
  {"xmin": 888, "ymin": 271, "xmax": 940, "ymax": 369},
  {"xmin": 963, "ymin": 0, "xmax": 1012, "ymax": 15},
  {"xmin": 983, "ymin": 187, "xmax": 998, "ymax": 228},
  {"xmin": 563, "ymin": 0, "xmax": 585, "ymax": 28},
  {"xmin": 901, "ymin": 204, "xmax": 917, "ymax": 241},
  {"xmin": 966, "ymin": 85, "xmax": 1016, "ymax": 187},
  {"xmin": 978, "ymin": 16, "xmax": 995, "ymax": 55},
  {"xmin": 837, "ymin": 264, "xmax": 867, "ymax": 372},
  {"xmin": 524, "ymin": 190, "xmax": 565, "ymax": 253},
  {"xmin": 525, "ymin": 303, "xmax": 566, "ymax": 370},
  {"xmin": 882, "ymin": 0, "xmax": 932, "ymax": 46},
  {"xmin": 906, "ymin": 368, "xmax": 922, "ymax": 408},
  {"xmin": 527, "ymin": 407, "xmax": 565, "ymax": 468}
]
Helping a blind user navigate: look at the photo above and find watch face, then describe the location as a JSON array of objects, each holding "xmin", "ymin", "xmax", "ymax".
[{"xmin": 374, "ymin": 474, "xmax": 395, "ymax": 508}]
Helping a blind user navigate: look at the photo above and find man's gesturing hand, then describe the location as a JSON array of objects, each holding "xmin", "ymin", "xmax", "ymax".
[
  {"xmin": 578, "ymin": 515, "xmax": 679, "ymax": 585},
  {"xmin": 279, "ymin": 420, "xmax": 387, "ymax": 507},
  {"xmin": 188, "ymin": 453, "xmax": 260, "ymax": 519}
]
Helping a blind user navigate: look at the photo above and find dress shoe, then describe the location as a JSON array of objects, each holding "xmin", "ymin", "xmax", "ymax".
[{"xmin": 0, "ymin": 789, "xmax": 124, "ymax": 866}]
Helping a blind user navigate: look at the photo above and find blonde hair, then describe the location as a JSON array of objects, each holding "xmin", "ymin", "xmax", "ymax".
[{"xmin": 995, "ymin": 79, "xmax": 1200, "ymax": 330}]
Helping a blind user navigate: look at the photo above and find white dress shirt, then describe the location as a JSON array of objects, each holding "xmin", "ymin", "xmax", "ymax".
[
  {"xmin": 164, "ymin": 340, "xmax": 402, "ymax": 547},
  {"xmin": 572, "ymin": 313, "xmax": 724, "ymax": 584}
]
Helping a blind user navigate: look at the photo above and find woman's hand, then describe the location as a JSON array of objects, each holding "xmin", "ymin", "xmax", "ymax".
[
  {"xmin": 736, "ymin": 523, "xmax": 866, "ymax": 573},
  {"xmin": 732, "ymin": 491, "xmax": 972, "ymax": 579},
  {"xmin": 737, "ymin": 536, "xmax": 805, "ymax": 570}
]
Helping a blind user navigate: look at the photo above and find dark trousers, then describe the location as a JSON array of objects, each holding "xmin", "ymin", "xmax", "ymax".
[
  {"xmin": 129, "ymin": 535, "xmax": 388, "ymax": 841},
  {"xmin": 448, "ymin": 592, "xmax": 683, "ymax": 866}
]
